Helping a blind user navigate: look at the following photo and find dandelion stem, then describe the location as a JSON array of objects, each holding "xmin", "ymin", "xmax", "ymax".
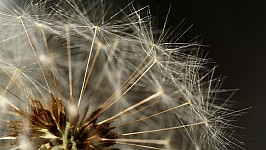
[
  {"xmin": 115, "ymin": 142, "xmax": 169, "ymax": 150},
  {"xmin": 110, "ymin": 138, "xmax": 168, "ymax": 145},
  {"xmin": 77, "ymin": 39, "xmax": 118, "ymax": 126},
  {"xmin": 2, "ymin": 69, "xmax": 17, "ymax": 95},
  {"xmin": 122, "ymin": 121, "xmax": 207, "ymax": 136},
  {"xmin": 86, "ymin": 38, "xmax": 118, "ymax": 102},
  {"xmin": 18, "ymin": 16, "xmax": 51, "ymax": 94},
  {"xmin": 65, "ymin": 25, "xmax": 73, "ymax": 102},
  {"xmin": 0, "ymin": 136, "xmax": 16, "ymax": 140},
  {"xmin": 98, "ymin": 58, "xmax": 157, "ymax": 118},
  {"xmin": 116, "ymin": 101, "xmax": 191, "ymax": 128},
  {"xmin": 97, "ymin": 48, "xmax": 153, "ymax": 107},
  {"xmin": 78, "ymin": 26, "xmax": 98, "ymax": 108},
  {"xmin": 1, "ymin": 68, "xmax": 30, "ymax": 98},
  {"xmin": 39, "ymin": 25, "xmax": 61, "ymax": 97},
  {"xmin": 0, "ymin": 96, "xmax": 19, "ymax": 111},
  {"xmin": 99, "ymin": 90, "xmax": 163, "ymax": 124},
  {"xmin": 0, "ymin": 85, "xmax": 25, "ymax": 103}
]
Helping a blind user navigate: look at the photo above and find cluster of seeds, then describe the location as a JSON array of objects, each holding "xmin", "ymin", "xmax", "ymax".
[{"xmin": 0, "ymin": 0, "xmax": 241, "ymax": 149}]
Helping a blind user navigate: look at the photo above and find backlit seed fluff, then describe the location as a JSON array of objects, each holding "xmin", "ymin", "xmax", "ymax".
[{"xmin": 0, "ymin": 0, "xmax": 242, "ymax": 150}]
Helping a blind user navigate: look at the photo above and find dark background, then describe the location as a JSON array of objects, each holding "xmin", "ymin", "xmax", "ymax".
[{"xmin": 116, "ymin": 0, "xmax": 266, "ymax": 149}]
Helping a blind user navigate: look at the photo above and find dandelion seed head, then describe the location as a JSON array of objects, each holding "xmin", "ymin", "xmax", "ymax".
[{"xmin": 0, "ymin": 0, "xmax": 243, "ymax": 149}]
